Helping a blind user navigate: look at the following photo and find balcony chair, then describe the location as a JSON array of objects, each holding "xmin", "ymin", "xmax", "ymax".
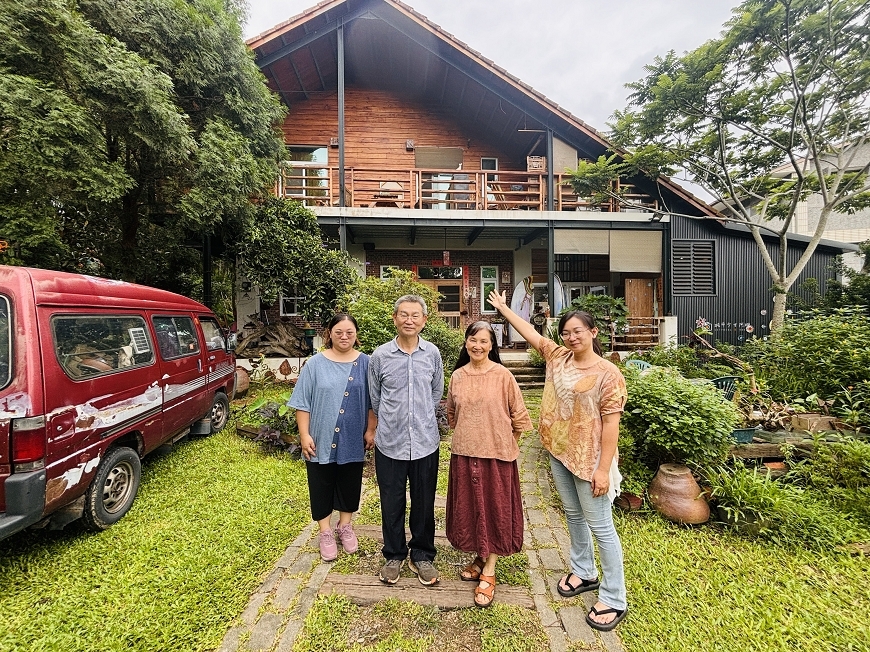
[
  {"xmin": 711, "ymin": 376, "xmax": 740, "ymax": 401},
  {"xmin": 625, "ymin": 359, "xmax": 652, "ymax": 371}
]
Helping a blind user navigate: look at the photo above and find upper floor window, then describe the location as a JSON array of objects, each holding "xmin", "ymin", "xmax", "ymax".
[{"xmin": 672, "ymin": 240, "xmax": 715, "ymax": 295}]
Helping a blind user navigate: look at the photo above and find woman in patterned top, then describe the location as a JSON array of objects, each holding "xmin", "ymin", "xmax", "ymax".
[{"xmin": 488, "ymin": 290, "xmax": 628, "ymax": 632}]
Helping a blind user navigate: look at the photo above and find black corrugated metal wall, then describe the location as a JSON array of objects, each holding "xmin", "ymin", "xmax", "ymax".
[{"xmin": 668, "ymin": 216, "xmax": 840, "ymax": 345}]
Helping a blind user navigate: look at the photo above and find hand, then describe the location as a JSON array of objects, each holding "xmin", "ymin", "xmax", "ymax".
[
  {"xmin": 590, "ymin": 467, "xmax": 610, "ymax": 498},
  {"xmin": 364, "ymin": 429, "xmax": 376, "ymax": 451},
  {"xmin": 488, "ymin": 289, "xmax": 507, "ymax": 312},
  {"xmin": 300, "ymin": 433, "xmax": 316, "ymax": 461}
]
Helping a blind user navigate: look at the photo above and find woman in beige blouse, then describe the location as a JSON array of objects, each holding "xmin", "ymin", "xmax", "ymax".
[
  {"xmin": 445, "ymin": 321, "xmax": 532, "ymax": 607},
  {"xmin": 488, "ymin": 290, "xmax": 628, "ymax": 632}
]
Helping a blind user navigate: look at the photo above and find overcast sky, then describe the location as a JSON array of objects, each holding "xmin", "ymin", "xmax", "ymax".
[{"xmin": 243, "ymin": 0, "xmax": 737, "ymax": 132}]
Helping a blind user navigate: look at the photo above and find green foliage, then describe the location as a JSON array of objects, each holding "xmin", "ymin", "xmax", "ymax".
[
  {"xmin": 237, "ymin": 390, "xmax": 300, "ymax": 454},
  {"xmin": 822, "ymin": 242, "xmax": 870, "ymax": 316},
  {"xmin": 610, "ymin": 0, "xmax": 870, "ymax": 331},
  {"xmin": 236, "ymin": 198, "xmax": 357, "ymax": 320},
  {"xmin": 560, "ymin": 293, "xmax": 629, "ymax": 332},
  {"xmin": 621, "ymin": 367, "xmax": 739, "ymax": 468},
  {"xmin": 633, "ymin": 344, "xmax": 735, "ymax": 379},
  {"xmin": 741, "ymin": 308, "xmax": 870, "ymax": 399},
  {"xmin": 788, "ymin": 434, "xmax": 870, "ymax": 492},
  {"xmin": 337, "ymin": 269, "xmax": 464, "ymax": 384},
  {"xmin": 704, "ymin": 464, "xmax": 865, "ymax": 550},
  {"xmin": 0, "ymin": 0, "xmax": 286, "ymax": 284}
]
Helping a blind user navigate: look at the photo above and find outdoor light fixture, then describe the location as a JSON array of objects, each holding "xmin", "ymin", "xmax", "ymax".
[{"xmin": 406, "ymin": 139, "xmax": 415, "ymax": 150}]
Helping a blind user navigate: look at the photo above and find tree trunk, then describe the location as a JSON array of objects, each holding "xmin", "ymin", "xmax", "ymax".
[{"xmin": 769, "ymin": 286, "xmax": 789, "ymax": 335}]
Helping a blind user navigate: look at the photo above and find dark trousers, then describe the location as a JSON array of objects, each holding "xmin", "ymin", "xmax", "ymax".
[{"xmin": 375, "ymin": 446, "xmax": 439, "ymax": 563}]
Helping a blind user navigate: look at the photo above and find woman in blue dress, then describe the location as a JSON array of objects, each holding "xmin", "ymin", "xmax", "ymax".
[{"xmin": 289, "ymin": 313, "xmax": 376, "ymax": 561}]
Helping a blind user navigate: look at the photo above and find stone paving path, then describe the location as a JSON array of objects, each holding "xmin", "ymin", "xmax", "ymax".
[{"xmin": 217, "ymin": 433, "xmax": 625, "ymax": 652}]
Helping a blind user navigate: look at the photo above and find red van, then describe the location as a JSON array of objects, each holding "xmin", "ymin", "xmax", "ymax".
[{"xmin": 0, "ymin": 266, "xmax": 236, "ymax": 540}]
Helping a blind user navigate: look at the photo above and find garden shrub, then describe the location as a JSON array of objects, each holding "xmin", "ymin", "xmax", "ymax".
[
  {"xmin": 741, "ymin": 308, "xmax": 870, "ymax": 400},
  {"xmin": 632, "ymin": 344, "xmax": 735, "ymax": 379},
  {"xmin": 704, "ymin": 464, "xmax": 865, "ymax": 550},
  {"xmin": 620, "ymin": 367, "xmax": 739, "ymax": 469}
]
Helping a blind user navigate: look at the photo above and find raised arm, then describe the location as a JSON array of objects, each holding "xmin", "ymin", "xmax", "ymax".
[{"xmin": 488, "ymin": 289, "xmax": 543, "ymax": 353}]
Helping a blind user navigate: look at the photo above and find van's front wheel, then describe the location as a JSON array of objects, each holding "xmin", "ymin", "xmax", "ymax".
[
  {"xmin": 210, "ymin": 393, "xmax": 230, "ymax": 433},
  {"xmin": 82, "ymin": 447, "xmax": 141, "ymax": 531}
]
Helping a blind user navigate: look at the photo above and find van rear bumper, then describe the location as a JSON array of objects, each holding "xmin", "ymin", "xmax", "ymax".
[{"xmin": 0, "ymin": 469, "xmax": 47, "ymax": 540}]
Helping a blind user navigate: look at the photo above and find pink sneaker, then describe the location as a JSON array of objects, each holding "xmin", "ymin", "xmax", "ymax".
[
  {"xmin": 319, "ymin": 530, "xmax": 338, "ymax": 561},
  {"xmin": 335, "ymin": 523, "xmax": 359, "ymax": 553}
]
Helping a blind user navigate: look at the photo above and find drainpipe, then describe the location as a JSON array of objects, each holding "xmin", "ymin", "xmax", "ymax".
[{"xmin": 338, "ymin": 20, "xmax": 347, "ymax": 250}]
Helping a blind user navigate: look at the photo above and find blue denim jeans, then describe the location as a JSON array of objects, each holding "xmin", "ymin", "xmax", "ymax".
[{"xmin": 549, "ymin": 454, "xmax": 627, "ymax": 610}]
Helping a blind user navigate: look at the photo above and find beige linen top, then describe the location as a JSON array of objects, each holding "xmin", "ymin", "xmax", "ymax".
[
  {"xmin": 538, "ymin": 338, "xmax": 627, "ymax": 482},
  {"xmin": 447, "ymin": 363, "xmax": 533, "ymax": 462}
]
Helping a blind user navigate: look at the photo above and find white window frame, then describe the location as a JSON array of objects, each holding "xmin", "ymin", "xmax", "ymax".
[
  {"xmin": 481, "ymin": 266, "xmax": 498, "ymax": 313},
  {"xmin": 279, "ymin": 286, "xmax": 304, "ymax": 316}
]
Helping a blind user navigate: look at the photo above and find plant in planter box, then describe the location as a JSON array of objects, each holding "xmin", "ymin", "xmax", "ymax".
[
  {"xmin": 238, "ymin": 389, "xmax": 301, "ymax": 455},
  {"xmin": 621, "ymin": 367, "xmax": 739, "ymax": 470}
]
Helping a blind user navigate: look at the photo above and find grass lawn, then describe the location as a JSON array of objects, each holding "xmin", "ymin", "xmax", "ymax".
[{"xmin": 0, "ymin": 415, "xmax": 310, "ymax": 652}]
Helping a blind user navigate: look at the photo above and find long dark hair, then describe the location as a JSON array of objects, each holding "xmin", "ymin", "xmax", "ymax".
[
  {"xmin": 454, "ymin": 321, "xmax": 503, "ymax": 371},
  {"xmin": 323, "ymin": 313, "xmax": 360, "ymax": 349},
  {"xmin": 557, "ymin": 310, "xmax": 603, "ymax": 357}
]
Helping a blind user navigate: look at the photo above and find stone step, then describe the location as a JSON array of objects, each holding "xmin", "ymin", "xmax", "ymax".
[{"xmin": 319, "ymin": 573, "xmax": 535, "ymax": 610}]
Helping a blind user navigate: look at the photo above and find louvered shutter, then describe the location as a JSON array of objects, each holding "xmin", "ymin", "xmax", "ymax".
[{"xmin": 672, "ymin": 241, "xmax": 715, "ymax": 295}]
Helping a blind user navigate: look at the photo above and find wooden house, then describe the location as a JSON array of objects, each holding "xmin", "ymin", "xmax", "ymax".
[{"xmin": 245, "ymin": 0, "xmax": 853, "ymax": 348}]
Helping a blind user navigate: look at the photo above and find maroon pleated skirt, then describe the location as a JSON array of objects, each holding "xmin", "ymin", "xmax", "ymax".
[{"xmin": 446, "ymin": 454, "xmax": 523, "ymax": 558}]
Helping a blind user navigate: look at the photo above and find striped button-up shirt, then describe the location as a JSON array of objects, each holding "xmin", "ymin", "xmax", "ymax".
[{"xmin": 368, "ymin": 336, "xmax": 444, "ymax": 461}]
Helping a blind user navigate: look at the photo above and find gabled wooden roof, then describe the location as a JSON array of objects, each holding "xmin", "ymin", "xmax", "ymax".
[{"xmin": 247, "ymin": 0, "xmax": 717, "ymax": 217}]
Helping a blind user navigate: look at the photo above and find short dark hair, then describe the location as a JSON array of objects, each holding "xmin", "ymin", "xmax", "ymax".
[{"xmin": 323, "ymin": 313, "xmax": 360, "ymax": 349}]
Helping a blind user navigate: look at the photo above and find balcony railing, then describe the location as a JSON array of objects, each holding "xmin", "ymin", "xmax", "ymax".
[{"xmin": 277, "ymin": 165, "xmax": 657, "ymax": 213}]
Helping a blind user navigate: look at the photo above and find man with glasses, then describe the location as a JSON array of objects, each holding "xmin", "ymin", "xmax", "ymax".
[{"xmin": 369, "ymin": 295, "xmax": 444, "ymax": 586}]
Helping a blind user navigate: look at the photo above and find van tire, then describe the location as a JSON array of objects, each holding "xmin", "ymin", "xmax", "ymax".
[
  {"xmin": 210, "ymin": 393, "xmax": 230, "ymax": 433},
  {"xmin": 82, "ymin": 447, "xmax": 141, "ymax": 532}
]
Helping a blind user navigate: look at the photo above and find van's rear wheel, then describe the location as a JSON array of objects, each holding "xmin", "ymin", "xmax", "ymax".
[
  {"xmin": 82, "ymin": 447, "xmax": 141, "ymax": 531},
  {"xmin": 210, "ymin": 393, "xmax": 230, "ymax": 433}
]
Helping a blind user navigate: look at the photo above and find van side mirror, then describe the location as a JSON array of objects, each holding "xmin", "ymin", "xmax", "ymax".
[{"xmin": 226, "ymin": 332, "xmax": 238, "ymax": 353}]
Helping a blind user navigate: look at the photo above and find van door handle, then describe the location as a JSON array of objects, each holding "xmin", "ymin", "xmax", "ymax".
[
  {"xmin": 208, "ymin": 355, "xmax": 216, "ymax": 361},
  {"xmin": 198, "ymin": 360, "xmax": 202, "ymax": 373}
]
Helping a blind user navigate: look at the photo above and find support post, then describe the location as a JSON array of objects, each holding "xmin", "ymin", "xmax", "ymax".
[{"xmin": 338, "ymin": 21, "xmax": 347, "ymax": 250}]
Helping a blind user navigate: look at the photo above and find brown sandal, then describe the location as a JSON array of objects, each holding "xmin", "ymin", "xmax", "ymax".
[
  {"xmin": 460, "ymin": 557, "xmax": 485, "ymax": 581},
  {"xmin": 474, "ymin": 574, "xmax": 496, "ymax": 608}
]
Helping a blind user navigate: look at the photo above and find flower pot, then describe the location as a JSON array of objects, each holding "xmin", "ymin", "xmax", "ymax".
[
  {"xmin": 731, "ymin": 426, "xmax": 759, "ymax": 444},
  {"xmin": 648, "ymin": 463, "xmax": 710, "ymax": 524},
  {"xmin": 715, "ymin": 505, "xmax": 763, "ymax": 536},
  {"xmin": 614, "ymin": 491, "xmax": 643, "ymax": 512}
]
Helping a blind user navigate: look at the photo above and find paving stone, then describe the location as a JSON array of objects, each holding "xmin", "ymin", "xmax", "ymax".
[
  {"xmin": 554, "ymin": 530, "xmax": 572, "ymax": 559},
  {"xmin": 258, "ymin": 568, "xmax": 285, "ymax": 594},
  {"xmin": 522, "ymin": 480, "xmax": 537, "ymax": 493},
  {"xmin": 537, "ymin": 547, "xmax": 564, "ymax": 571},
  {"xmin": 294, "ymin": 586, "xmax": 319, "ymax": 618},
  {"xmin": 533, "ymin": 592, "xmax": 560, "ymax": 628},
  {"xmin": 274, "ymin": 547, "xmax": 301, "ymax": 569},
  {"xmin": 539, "ymin": 480, "xmax": 553, "ymax": 500},
  {"xmin": 600, "ymin": 628, "xmax": 625, "ymax": 652},
  {"xmin": 245, "ymin": 613, "xmax": 283, "ymax": 651},
  {"xmin": 523, "ymin": 493, "xmax": 542, "ymax": 508},
  {"xmin": 530, "ymin": 571, "xmax": 547, "ymax": 596},
  {"xmin": 216, "ymin": 625, "xmax": 244, "ymax": 652},
  {"xmin": 291, "ymin": 523, "xmax": 316, "ymax": 548},
  {"xmin": 273, "ymin": 578, "xmax": 300, "ymax": 611},
  {"xmin": 287, "ymin": 552, "xmax": 318, "ymax": 576},
  {"xmin": 527, "ymin": 509, "xmax": 547, "ymax": 525},
  {"xmin": 275, "ymin": 618, "xmax": 304, "ymax": 652},
  {"xmin": 240, "ymin": 592, "xmax": 267, "ymax": 626},
  {"xmin": 308, "ymin": 561, "xmax": 332, "ymax": 587},
  {"xmin": 559, "ymin": 606, "xmax": 598, "ymax": 646},
  {"xmin": 544, "ymin": 625, "xmax": 570, "ymax": 652},
  {"xmin": 532, "ymin": 526, "xmax": 555, "ymax": 547},
  {"xmin": 527, "ymin": 550, "xmax": 540, "ymax": 569}
]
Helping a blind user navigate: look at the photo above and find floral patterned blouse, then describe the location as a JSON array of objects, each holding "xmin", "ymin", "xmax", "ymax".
[{"xmin": 538, "ymin": 338, "xmax": 627, "ymax": 482}]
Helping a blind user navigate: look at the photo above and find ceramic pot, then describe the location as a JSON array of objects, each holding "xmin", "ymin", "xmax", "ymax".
[{"xmin": 648, "ymin": 463, "xmax": 710, "ymax": 524}]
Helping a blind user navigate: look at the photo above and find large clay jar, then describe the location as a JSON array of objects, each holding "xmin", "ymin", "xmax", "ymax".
[{"xmin": 648, "ymin": 463, "xmax": 710, "ymax": 524}]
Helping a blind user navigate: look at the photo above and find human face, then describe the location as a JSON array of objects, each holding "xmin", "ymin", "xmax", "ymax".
[
  {"xmin": 559, "ymin": 316, "xmax": 597, "ymax": 353},
  {"xmin": 465, "ymin": 329, "xmax": 493, "ymax": 364},
  {"xmin": 393, "ymin": 301, "xmax": 427, "ymax": 338},
  {"xmin": 329, "ymin": 320, "xmax": 358, "ymax": 353}
]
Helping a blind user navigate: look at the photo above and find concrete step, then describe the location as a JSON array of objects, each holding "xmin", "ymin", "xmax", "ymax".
[{"xmin": 319, "ymin": 573, "xmax": 535, "ymax": 610}]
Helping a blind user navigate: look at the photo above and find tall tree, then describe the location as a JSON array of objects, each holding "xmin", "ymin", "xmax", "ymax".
[
  {"xmin": 608, "ymin": 0, "xmax": 870, "ymax": 332},
  {"xmin": 0, "ymin": 0, "xmax": 286, "ymax": 284}
]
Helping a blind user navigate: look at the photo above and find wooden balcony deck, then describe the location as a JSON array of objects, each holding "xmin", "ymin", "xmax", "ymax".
[{"xmin": 276, "ymin": 166, "xmax": 657, "ymax": 213}]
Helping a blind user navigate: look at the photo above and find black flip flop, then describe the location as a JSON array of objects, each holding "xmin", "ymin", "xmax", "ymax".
[
  {"xmin": 556, "ymin": 572, "xmax": 600, "ymax": 597},
  {"xmin": 585, "ymin": 605, "xmax": 628, "ymax": 631}
]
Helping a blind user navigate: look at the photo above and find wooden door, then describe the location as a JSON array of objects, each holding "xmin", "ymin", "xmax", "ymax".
[{"xmin": 624, "ymin": 277, "xmax": 655, "ymax": 318}]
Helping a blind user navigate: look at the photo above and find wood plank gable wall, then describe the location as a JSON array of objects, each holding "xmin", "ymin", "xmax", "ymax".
[{"xmin": 281, "ymin": 87, "xmax": 524, "ymax": 170}]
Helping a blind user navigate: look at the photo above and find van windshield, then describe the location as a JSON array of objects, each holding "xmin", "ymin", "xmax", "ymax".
[{"xmin": 0, "ymin": 296, "xmax": 10, "ymax": 389}]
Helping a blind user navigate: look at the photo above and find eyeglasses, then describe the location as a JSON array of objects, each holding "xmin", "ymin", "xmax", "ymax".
[
  {"xmin": 560, "ymin": 328, "xmax": 592, "ymax": 339},
  {"xmin": 397, "ymin": 312, "xmax": 424, "ymax": 321}
]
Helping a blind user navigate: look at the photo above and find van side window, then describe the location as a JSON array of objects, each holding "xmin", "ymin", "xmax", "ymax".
[
  {"xmin": 153, "ymin": 316, "xmax": 200, "ymax": 360},
  {"xmin": 53, "ymin": 315, "xmax": 155, "ymax": 379},
  {"xmin": 0, "ymin": 296, "xmax": 11, "ymax": 389},
  {"xmin": 200, "ymin": 318, "xmax": 226, "ymax": 352}
]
